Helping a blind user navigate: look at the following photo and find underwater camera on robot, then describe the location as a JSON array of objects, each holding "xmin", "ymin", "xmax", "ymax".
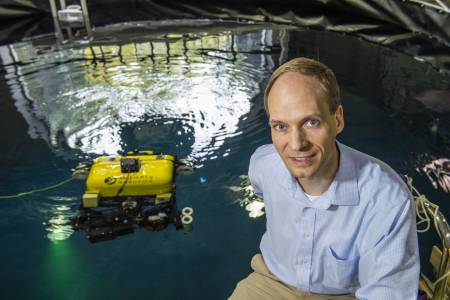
[{"xmin": 70, "ymin": 150, "xmax": 194, "ymax": 243}]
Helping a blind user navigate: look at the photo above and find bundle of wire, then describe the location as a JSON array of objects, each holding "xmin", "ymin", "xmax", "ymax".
[{"xmin": 406, "ymin": 176, "xmax": 450, "ymax": 288}]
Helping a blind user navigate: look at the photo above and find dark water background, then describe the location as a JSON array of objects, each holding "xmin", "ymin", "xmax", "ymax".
[{"xmin": 0, "ymin": 22, "xmax": 449, "ymax": 299}]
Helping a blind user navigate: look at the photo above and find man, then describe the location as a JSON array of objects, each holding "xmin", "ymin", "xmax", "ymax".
[{"xmin": 229, "ymin": 57, "xmax": 419, "ymax": 299}]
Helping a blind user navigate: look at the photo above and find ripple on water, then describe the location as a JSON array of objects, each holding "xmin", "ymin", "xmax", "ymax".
[{"xmin": 5, "ymin": 31, "xmax": 272, "ymax": 163}]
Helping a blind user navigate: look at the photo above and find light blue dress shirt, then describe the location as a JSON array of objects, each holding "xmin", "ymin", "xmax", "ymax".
[{"xmin": 248, "ymin": 141, "xmax": 420, "ymax": 300}]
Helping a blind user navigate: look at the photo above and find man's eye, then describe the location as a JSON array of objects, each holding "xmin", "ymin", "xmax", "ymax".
[
  {"xmin": 305, "ymin": 119, "xmax": 320, "ymax": 128},
  {"xmin": 273, "ymin": 124, "xmax": 287, "ymax": 131}
]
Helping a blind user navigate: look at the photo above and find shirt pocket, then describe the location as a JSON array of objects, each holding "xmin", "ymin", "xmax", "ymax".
[{"xmin": 323, "ymin": 246, "xmax": 359, "ymax": 290}]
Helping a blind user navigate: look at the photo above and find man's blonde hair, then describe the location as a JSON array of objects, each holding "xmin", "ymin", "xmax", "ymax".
[{"xmin": 264, "ymin": 57, "xmax": 341, "ymax": 114}]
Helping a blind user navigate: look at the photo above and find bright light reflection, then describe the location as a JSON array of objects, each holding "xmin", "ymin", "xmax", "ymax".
[
  {"xmin": 6, "ymin": 31, "xmax": 269, "ymax": 161},
  {"xmin": 45, "ymin": 207, "xmax": 75, "ymax": 242},
  {"xmin": 44, "ymin": 197, "xmax": 77, "ymax": 242},
  {"xmin": 420, "ymin": 158, "xmax": 450, "ymax": 193},
  {"xmin": 229, "ymin": 175, "xmax": 265, "ymax": 218}
]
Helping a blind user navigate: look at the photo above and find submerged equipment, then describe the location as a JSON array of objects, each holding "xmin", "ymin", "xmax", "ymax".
[{"xmin": 71, "ymin": 150, "xmax": 194, "ymax": 242}]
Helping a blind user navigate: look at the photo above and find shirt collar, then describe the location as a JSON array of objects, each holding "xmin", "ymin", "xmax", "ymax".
[
  {"xmin": 276, "ymin": 141, "xmax": 360, "ymax": 207},
  {"xmin": 328, "ymin": 141, "xmax": 360, "ymax": 206}
]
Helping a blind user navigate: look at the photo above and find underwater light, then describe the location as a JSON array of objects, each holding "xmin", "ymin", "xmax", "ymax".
[
  {"xmin": 46, "ymin": 208, "xmax": 75, "ymax": 242},
  {"xmin": 71, "ymin": 149, "xmax": 194, "ymax": 242}
]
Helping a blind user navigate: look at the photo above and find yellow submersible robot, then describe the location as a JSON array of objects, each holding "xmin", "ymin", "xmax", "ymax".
[{"xmin": 71, "ymin": 150, "xmax": 194, "ymax": 242}]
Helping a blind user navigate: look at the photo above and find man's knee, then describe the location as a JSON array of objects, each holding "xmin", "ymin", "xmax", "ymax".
[{"xmin": 229, "ymin": 279, "xmax": 251, "ymax": 300}]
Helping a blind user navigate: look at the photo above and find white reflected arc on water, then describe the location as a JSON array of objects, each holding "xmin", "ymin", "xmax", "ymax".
[{"xmin": 1, "ymin": 28, "xmax": 283, "ymax": 164}]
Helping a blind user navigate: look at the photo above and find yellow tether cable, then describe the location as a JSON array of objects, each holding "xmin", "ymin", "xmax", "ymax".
[
  {"xmin": 406, "ymin": 176, "xmax": 450, "ymax": 288},
  {"xmin": 0, "ymin": 177, "xmax": 74, "ymax": 199}
]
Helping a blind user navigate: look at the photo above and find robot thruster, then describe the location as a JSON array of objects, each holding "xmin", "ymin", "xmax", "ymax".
[{"xmin": 71, "ymin": 150, "xmax": 194, "ymax": 242}]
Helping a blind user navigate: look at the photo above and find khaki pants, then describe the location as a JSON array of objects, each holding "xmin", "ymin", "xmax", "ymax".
[{"xmin": 229, "ymin": 254, "xmax": 356, "ymax": 300}]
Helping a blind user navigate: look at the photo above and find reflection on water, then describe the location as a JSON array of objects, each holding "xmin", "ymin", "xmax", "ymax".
[
  {"xmin": 43, "ymin": 196, "xmax": 78, "ymax": 242},
  {"xmin": 0, "ymin": 29, "xmax": 283, "ymax": 165},
  {"xmin": 45, "ymin": 205, "xmax": 74, "ymax": 242},
  {"xmin": 420, "ymin": 158, "xmax": 450, "ymax": 193},
  {"xmin": 229, "ymin": 175, "xmax": 265, "ymax": 218}
]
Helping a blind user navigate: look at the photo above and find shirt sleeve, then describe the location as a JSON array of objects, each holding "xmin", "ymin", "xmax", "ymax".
[
  {"xmin": 356, "ymin": 198, "xmax": 420, "ymax": 300},
  {"xmin": 248, "ymin": 151, "xmax": 263, "ymax": 198}
]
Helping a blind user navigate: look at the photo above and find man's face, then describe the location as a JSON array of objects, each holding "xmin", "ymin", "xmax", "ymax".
[{"xmin": 267, "ymin": 72, "xmax": 344, "ymax": 182}]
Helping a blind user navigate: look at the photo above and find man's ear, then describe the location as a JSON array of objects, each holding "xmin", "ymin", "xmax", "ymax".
[{"xmin": 335, "ymin": 105, "xmax": 344, "ymax": 134}]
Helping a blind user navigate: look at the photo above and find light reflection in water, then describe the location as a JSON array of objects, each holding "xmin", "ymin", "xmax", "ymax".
[
  {"xmin": 229, "ymin": 175, "xmax": 265, "ymax": 218},
  {"xmin": 2, "ymin": 30, "xmax": 279, "ymax": 163},
  {"xmin": 420, "ymin": 158, "xmax": 450, "ymax": 193},
  {"xmin": 44, "ymin": 196, "xmax": 77, "ymax": 242}
]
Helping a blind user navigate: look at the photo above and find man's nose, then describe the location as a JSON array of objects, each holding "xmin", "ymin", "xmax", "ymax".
[{"xmin": 289, "ymin": 128, "xmax": 309, "ymax": 150}]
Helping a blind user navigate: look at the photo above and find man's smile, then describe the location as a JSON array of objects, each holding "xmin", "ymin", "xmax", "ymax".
[{"xmin": 288, "ymin": 153, "xmax": 317, "ymax": 166}]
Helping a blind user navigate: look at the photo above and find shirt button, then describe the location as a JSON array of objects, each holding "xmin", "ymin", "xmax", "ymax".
[{"xmin": 303, "ymin": 233, "xmax": 311, "ymax": 238}]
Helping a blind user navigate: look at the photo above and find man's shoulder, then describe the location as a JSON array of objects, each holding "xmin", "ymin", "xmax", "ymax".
[
  {"xmin": 250, "ymin": 144, "xmax": 280, "ymax": 167},
  {"xmin": 341, "ymin": 144, "xmax": 412, "ymax": 207},
  {"xmin": 252, "ymin": 144, "xmax": 277, "ymax": 160},
  {"xmin": 249, "ymin": 144, "xmax": 281, "ymax": 174}
]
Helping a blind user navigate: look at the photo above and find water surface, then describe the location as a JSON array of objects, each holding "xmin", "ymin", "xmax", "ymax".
[{"xmin": 0, "ymin": 21, "xmax": 449, "ymax": 299}]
